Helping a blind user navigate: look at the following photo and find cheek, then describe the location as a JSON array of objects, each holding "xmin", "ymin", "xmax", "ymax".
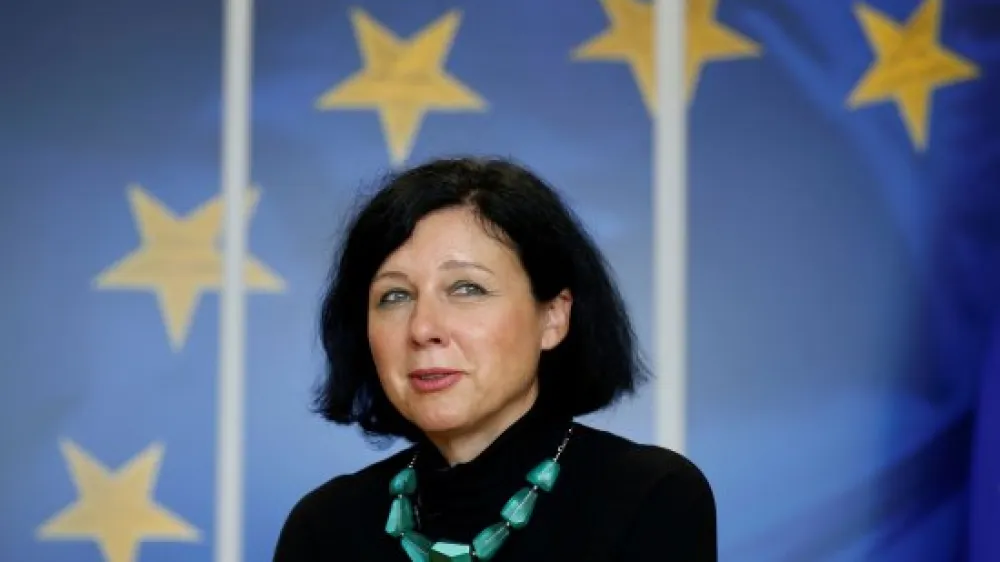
[
  {"xmin": 464, "ymin": 307, "xmax": 542, "ymax": 363},
  {"xmin": 367, "ymin": 321, "xmax": 402, "ymax": 372}
]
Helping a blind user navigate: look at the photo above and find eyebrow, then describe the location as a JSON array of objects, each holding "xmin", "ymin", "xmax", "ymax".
[
  {"xmin": 372, "ymin": 260, "xmax": 494, "ymax": 283},
  {"xmin": 440, "ymin": 259, "xmax": 494, "ymax": 274}
]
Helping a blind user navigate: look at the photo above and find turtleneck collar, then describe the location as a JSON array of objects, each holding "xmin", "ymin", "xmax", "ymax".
[{"xmin": 409, "ymin": 397, "xmax": 574, "ymax": 541}]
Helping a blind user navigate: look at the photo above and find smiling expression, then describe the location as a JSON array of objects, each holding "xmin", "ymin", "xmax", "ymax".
[{"xmin": 367, "ymin": 206, "xmax": 571, "ymax": 440}]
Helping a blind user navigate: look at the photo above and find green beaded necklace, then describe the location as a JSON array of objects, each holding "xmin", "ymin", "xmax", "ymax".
[{"xmin": 384, "ymin": 426, "xmax": 573, "ymax": 562}]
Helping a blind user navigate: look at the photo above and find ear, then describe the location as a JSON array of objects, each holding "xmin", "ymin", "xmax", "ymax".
[{"xmin": 539, "ymin": 289, "xmax": 572, "ymax": 350}]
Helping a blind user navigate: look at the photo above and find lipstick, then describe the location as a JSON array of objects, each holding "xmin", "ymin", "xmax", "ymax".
[{"xmin": 408, "ymin": 368, "xmax": 463, "ymax": 393}]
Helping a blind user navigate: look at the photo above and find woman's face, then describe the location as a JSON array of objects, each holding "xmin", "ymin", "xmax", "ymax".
[{"xmin": 367, "ymin": 206, "xmax": 571, "ymax": 440}]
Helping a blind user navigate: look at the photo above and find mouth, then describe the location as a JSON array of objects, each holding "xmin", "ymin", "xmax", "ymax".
[{"xmin": 408, "ymin": 369, "xmax": 463, "ymax": 392}]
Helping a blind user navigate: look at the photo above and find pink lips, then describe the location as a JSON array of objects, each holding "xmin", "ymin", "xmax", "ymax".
[{"xmin": 408, "ymin": 368, "xmax": 463, "ymax": 393}]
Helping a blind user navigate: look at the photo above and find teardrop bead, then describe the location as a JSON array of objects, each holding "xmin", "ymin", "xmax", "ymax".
[
  {"xmin": 390, "ymin": 467, "xmax": 417, "ymax": 495},
  {"xmin": 526, "ymin": 459, "xmax": 560, "ymax": 492},
  {"xmin": 472, "ymin": 522, "xmax": 511, "ymax": 560},
  {"xmin": 400, "ymin": 531, "xmax": 433, "ymax": 562},
  {"xmin": 385, "ymin": 496, "xmax": 415, "ymax": 537},
  {"xmin": 430, "ymin": 541, "xmax": 473, "ymax": 561},
  {"xmin": 500, "ymin": 487, "xmax": 538, "ymax": 529}
]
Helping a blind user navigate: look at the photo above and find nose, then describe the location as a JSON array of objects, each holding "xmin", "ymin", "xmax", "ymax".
[{"xmin": 408, "ymin": 295, "xmax": 448, "ymax": 347}]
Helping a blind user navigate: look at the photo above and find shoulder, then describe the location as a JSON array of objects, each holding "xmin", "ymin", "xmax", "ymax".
[
  {"xmin": 284, "ymin": 446, "xmax": 413, "ymax": 520},
  {"xmin": 572, "ymin": 424, "xmax": 717, "ymax": 558},
  {"xmin": 574, "ymin": 423, "xmax": 712, "ymax": 488},
  {"xmin": 273, "ymin": 447, "xmax": 414, "ymax": 559},
  {"xmin": 572, "ymin": 423, "xmax": 716, "ymax": 519}
]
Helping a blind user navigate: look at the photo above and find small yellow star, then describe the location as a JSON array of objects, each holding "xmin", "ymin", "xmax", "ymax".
[
  {"xmin": 848, "ymin": 0, "xmax": 979, "ymax": 150},
  {"xmin": 94, "ymin": 185, "xmax": 285, "ymax": 351},
  {"xmin": 686, "ymin": 0, "xmax": 761, "ymax": 104},
  {"xmin": 573, "ymin": 0, "xmax": 760, "ymax": 112},
  {"xmin": 37, "ymin": 440, "xmax": 199, "ymax": 562},
  {"xmin": 316, "ymin": 8, "xmax": 487, "ymax": 165},
  {"xmin": 573, "ymin": 0, "xmax": 654, "ymax": 113}
]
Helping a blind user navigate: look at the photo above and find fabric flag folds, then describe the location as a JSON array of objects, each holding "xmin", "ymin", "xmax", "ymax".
[{"xmin": 683, "ymin": 0, "xmax": 999, "ymax": 559}]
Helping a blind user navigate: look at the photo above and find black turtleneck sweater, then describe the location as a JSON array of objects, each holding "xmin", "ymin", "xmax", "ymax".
[{"xmin": 273, "ymin": 404, "xmax": 717, "ymax": 561}]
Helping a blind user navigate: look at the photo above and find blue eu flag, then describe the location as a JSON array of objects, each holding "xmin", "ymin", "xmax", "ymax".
[
  {"xmin": 686, "ymin": 0, "xmax": 998, "ymax": 559},
  {"xmin": 971, "ymin": 345, "xmax": 1000, "ymax": 561},
  {"xmin": 752, "ymin": 0, "xmax": 999, "ymax": 558}
]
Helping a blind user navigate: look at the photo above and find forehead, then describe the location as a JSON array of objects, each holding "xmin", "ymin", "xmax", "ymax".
[{"xmin": 377, "ymin": 207, "xmax": 517, "ymax": 272}]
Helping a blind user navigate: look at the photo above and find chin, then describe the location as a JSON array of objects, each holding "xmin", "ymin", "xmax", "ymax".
[{"xmin": 409, "ymin": 406, "xmax": 474, "ymax": 436}]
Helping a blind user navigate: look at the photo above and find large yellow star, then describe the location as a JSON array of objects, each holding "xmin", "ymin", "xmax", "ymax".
[
  {"xmin": 572, "ymin": 0, "xmax": 654, "ymax": 113},
  {"xmin": 686, "ymin": 0, "xmax": 760, "ymax": 103},
  {"xmin": 572, "ymin": 0, "xmax": 760, "ymax": 113},
  {"xmin": 37, "ymin": 440, "xmax": 199, "ymax": 562},
  {"xmin": 94, "ymin": 185, "xmax": 285, "ymax": 351},
  {"xmin": 316, "ymin": 9, "xmax": 487, "ymax": 165},
  {"xmin": 848, "ymin": 0, "xmax": 979, "ymax": 150}
]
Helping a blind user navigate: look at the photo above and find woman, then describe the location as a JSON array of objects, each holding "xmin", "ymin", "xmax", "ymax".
[{"xmin": 274, "ymin": 157, "xmax": 716, "ymax": 561}]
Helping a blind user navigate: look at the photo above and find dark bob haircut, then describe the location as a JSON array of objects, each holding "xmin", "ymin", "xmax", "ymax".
[{"xmin": 315, "ymin": 156, "xmax": 648, "ymax": 442}]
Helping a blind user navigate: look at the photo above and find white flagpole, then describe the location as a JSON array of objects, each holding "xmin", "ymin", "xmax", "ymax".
[
  {"xmin": 217, "ymin": 0, "xmax": 253, "ymax": 559},
  {"xmin": 653, "ymin": 0, "xmax": 688, "ymax": 453}
]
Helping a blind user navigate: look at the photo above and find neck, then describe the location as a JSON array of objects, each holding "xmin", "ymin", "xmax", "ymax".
[{"xmin": 426, "ymin": 384, "xmax": 539, "ymax": 466}]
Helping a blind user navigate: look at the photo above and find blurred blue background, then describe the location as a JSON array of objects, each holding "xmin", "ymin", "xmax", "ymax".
[{"xmin": 1, "ymin": 0, "xmax": 997, "ymax": 561}]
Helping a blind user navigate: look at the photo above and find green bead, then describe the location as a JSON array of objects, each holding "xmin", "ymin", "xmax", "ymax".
[
  {"xmin": 390, "ymin": 467, "xmax": 417, "ymax": 495},
  {"xmin": 429, "ymin": 541, "xmax": 473, "ymax": 562},
  {"xmin": 472, "ymin": 523, "xmax": 510, "ymax": 560},
  {"xmin": 385, "ymin": 496, "xmax": 414, "ymax": 537},
  {"xmin": 500, "ymin": 487, "xmax": 538, "ymax": 529},
  {"xmin": 526, "ymin": 459, "xmax": 560, "ymax": 492},
  {"xmin": 400, "ymin": 531, "xmax": 433, "ymax": 562}
]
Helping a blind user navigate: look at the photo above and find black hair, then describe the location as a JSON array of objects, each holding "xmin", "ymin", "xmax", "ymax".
[{"xmin": 315, "ymin": 156, "xmax": 649, "ymax": 442}]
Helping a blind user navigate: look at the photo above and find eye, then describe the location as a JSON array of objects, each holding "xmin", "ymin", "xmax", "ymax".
[
  {"xmin": 377, "ymin": 289, "xmax": 410, "ymax": 306},
  {"xmin": 451, "ymin": 281, "xmax": 487, "ymax": 296}
]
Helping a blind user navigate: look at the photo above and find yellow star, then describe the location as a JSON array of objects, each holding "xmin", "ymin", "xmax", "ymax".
[
  {"xmin": 572, "ymin": 0, "xmax": 654, "ymax": 113},
  {"xmin": 848, "ymin": 0, "xmax": 979, "ymax": 150},
  {"xmin": 573, "ymin": 0, "xmax": 760, "ymax": 112},
  {"xmin": 37, "ymin": 440, "xmax": 199, "ymax": 562},
  {"xmin": 686, "ymin": 0, "xmax": 761, "ymax": 104},
  {"xmin": 94, "ymin": 185, "xmax": 285, "ymax": 351},
  {"xmin": 316, "ymin": 9, "xmax": 487, "ymax": 165}
]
